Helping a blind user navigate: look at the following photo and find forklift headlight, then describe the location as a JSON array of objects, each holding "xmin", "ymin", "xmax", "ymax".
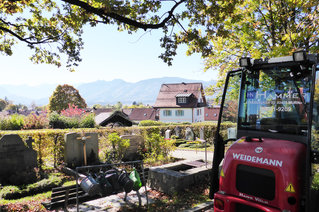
[
  {"xmin": 293, "ymin": 50, "xmax": 307, "ymax": 62},
  {"xmin": 239, "ymin": 57, "xmax": 251, "ymax": 67}
]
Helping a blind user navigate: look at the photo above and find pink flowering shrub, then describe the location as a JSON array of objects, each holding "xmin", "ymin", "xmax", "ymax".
[
  {"xmin": 49, "ymin": 104, "xmax": 95, "ymax": 129},
  {"xmin": 60, "ymin": 104, "xmax": 85, "ymax": 117}
]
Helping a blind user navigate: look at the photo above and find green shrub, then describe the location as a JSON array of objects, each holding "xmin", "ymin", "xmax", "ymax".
[
  {"xmin": 7, "ymin": 114, "xmax": 24, "ymax": 130},
  {"xmin": 138, "ymin": 120, "xmax": 164, "ymax": 126},
  {"xmin": 48, "ymin": 112, "xmax": 67, "ymax": 129},
  {"xmin": 175, "ymin": 139, "xmax": 187, "ymax": 146},
  {"xmin": 178, "ymin": 143, "xmax": 192, "ymax": 148},
  {"xmin": 100, "ymin": 133, "xmax": 130, "ymax": 163},
  {"xmin": 143, "ymin": 132, "xmax": 175, "ymax": 164},
  {"xmin": 48, "ymin": 112, "xmax": 79, "ymax": 129},
  {"xmin": 312, "ymin": 172, "xmax": 319, "ymax": 190},
  {"xmin": 80, "ymin": 113, "xmax": 96, "ymax": 128},
  {"xmin": 0, "ymin": 117, "xmax": 9, "ymax": 130},
  {"xmin": 49, "ymin": 112, "xmax": 95, "ymax": 129},
  {"xmin": 64, "ymin": 116, "xmax": 80, "ymax": 128},
  {"xmin": 188, "ymin": 143, "xmax": 211, "ymax": 148},
  {"xmin": 0, "ymin": 186, "xmax": 20, "ymax": 199}
]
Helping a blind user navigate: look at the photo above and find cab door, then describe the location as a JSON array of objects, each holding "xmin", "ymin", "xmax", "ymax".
[{"xmin": 310, "ymin": 67, "xmax": 319, "ymax": 211}]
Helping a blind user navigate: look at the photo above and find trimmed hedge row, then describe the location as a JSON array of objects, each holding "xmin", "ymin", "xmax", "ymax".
[{"xmin": 0, "ymin": 123, "xmax": 235, "ymax": 168}]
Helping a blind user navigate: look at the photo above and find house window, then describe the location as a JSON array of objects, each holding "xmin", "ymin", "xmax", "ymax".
[
  {"xmin": 163, "ymin": 110, "xmax": 172, "ymax": 116},
  {"xmin": 178, "ymin": 97, "xmax": 187, "ymax": 104},
  {"xmin": 175, "ymin": 110, "xmax": 184, "ymax": 116}
]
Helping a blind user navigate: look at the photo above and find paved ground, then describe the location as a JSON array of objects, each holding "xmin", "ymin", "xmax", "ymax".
[{"xmin": 171, "ymin": 149, "xmax": 214, "ymax": 164}]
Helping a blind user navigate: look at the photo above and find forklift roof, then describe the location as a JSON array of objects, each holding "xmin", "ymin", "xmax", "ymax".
[{"xmin": 245, "ymin": 53, "xmax": 318, "ymax": 68}]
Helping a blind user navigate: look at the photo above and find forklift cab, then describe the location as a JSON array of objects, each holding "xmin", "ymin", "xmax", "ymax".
[
  {"xmin": 237, "ymin": 56, "xmax": 311, "ymax": 141},
  {"xmin": 210, "ymin": 51, "xmax": 319, "ymax": 212}
]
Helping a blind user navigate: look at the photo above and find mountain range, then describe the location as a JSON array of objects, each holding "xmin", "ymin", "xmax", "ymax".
[{"xmin": 0, "ymin": 77, "xmax": 215, "ymax": 107}]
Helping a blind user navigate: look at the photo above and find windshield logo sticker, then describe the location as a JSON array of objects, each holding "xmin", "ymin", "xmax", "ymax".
[
  {"xmin": 233, "ymin": 153, "xmax": 283, "ymax": 167},
  {"xmin": 255, "ymin": 147, "xmax": 263, "ymax": 154},
  {"xmin": 246, "ymin": 90, "xmax": 307, "ymax": 105},
  {"xmin": 247, "ymin": 91, "xmax": 256, "ymax": 99}
]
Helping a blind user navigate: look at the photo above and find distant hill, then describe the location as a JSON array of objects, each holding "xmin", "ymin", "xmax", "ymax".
[{"xmin": 0, "ymin": 77, "xmax": 215, "ymax": 106}]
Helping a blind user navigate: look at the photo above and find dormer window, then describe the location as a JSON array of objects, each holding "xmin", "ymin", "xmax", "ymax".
[
  {"xmin": 178, "ymin": 97, "xmax": 187, "ymax": 104},
  {"xmin": 176, "ymin": 93, "xmax": 192, "ymax": 105}
]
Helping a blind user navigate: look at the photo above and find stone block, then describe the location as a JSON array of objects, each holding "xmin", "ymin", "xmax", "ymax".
[
  {"xmin": 185, "ymin": 127, "xmax": 194, "ymax": 141},
  {"xmin": 65, "ymin": 132, "xmax": 99, "ymax": 167},
  {"xmin": 121, "ymin": 135, "xmax": 144, "ymax": 161},
  {"xmin": 165, "ymin": 129, "xmax": 171, "ymax": 139},
  {"xmin": 148, "ymin": 160, "xmax": 210, "ymax": 195},
  {"xmin": 0, "ymin": 134, "xmax": 37, "ymax": 182}
]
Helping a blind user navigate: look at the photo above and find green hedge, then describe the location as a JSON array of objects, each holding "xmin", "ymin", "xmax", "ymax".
[{"xmin": 0, "ymin": 123, "xmax": 234, "ymax": 169}]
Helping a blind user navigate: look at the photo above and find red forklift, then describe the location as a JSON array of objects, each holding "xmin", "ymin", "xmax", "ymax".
[{"xmin": 209, "ymin": 51, "xmax": 319, "ymax": 212}]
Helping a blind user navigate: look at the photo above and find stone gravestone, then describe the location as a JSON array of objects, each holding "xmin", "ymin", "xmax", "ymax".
[
  {"xmin": 65, "ymin": 132, "xmax": 99, "ymax": 167},
  {"xmin": 165, "ymin": 129, "xmax": 171, "ymax": 140},
  {"xmin": 0, "ymin": 134, "xmax": 37, "ymax": 182},
  {"xmin": 185, "ymin": 127, "xmax": 194, "ymax": 141},
  {"xmin": 121, "ymin": 135, "xmax": 144, "ymax": 161},
  {"xmin": 227, "ymin": 127, "xmax": 237, "ymax": 140},
  {"xmin": 174, "ymin": 127, "xmax": 181, "ymax": 138},
  {"xmin": 200, "ymin": 127, "xmax": 205, "ymax": 140}
]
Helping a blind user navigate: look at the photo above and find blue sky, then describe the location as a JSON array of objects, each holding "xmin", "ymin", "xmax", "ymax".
[{"xmin": 1, "ymin": 24, "xmax": 217, "ymax": 86}]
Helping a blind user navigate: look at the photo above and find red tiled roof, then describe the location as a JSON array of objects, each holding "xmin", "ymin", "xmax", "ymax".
[
  {"xmin": 154, "ymin": 83, "xmax": 206, "ymax": 108},
  {"xmin": 204, "ymin": 107, "xmax": 220, "ymax": 121},
  {"xmin": 122, "ymin": 108, "xmax": 133, "ymax": 116},
  {"xmin": 128, "ymin": 108, "xmax": 158, "ymax": 121}
]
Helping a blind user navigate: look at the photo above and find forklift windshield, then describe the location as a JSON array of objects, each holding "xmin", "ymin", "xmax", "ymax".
[{"xmin": 238, "ymin": 65, "xmax": 311, "ymax": 135}]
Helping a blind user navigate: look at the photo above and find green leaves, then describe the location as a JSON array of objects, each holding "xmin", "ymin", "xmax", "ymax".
[
  {"xmin": 1, "ymin": 0, "xmax": 319, "ymax": 78},
  {"xmin": 0, "ymin": 0, "xmax": 188, "ymax": 69}
]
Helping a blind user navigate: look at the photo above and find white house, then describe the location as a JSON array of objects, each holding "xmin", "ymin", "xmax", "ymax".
[{"xmin": 153, "ymin": 82, "xmax": 207, "ymax": 123}]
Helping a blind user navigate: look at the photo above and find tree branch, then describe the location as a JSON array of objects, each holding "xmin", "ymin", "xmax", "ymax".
[
  {"xmin": 267, "ymin": 0, "xmax": 277, "ymax": 46},
  {"xmin": 256, "ymin": 6, "xmax": 272, "ymax": 49},
  {"xmin": 61, "ymin": 0, "xmax": 186, "ymax": 30},
  {"xmin": 0, "ymin": 25, "xmax": 63, "ymax": 45}
]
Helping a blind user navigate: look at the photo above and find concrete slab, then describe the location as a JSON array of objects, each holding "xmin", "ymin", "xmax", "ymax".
[{"xmin": 63, "ymin": 186, "xmax": 151, "ymax": 212}]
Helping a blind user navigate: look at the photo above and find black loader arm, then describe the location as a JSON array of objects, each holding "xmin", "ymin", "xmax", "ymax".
[{"xmin": 209, "ymin": 132, "xmax": 225, "ymax": 198}]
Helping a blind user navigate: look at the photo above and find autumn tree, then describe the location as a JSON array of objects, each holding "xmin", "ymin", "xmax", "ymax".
[{"xmin": 49, "ymin": 84, "xmax": 87, "ymax": 113}]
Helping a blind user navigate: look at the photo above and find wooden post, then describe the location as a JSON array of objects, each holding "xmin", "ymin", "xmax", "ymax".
[
  {"xmin": 83, "ymin": 141, "xmax": 87, "ymax": 166},
  {"xmin": 76, "ymin": 132, "xmax": 91, "ymax": 166}
]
